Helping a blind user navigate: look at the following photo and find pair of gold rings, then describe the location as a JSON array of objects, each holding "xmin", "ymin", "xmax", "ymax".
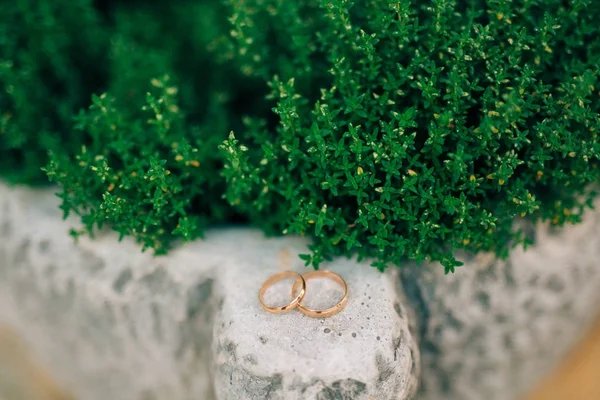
[{"xmin": 258, "ymin": 270, "xmax": 348, "ymax": 318}]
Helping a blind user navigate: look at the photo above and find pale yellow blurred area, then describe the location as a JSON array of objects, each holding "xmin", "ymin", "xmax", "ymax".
[
  {"xmin": 0, "ymin": 318, "xmax": 599, "ymax": 400},
  {"xmin": 523, "ymin": 316, "xmax": 600, "ymax": 400},
  {"xmin": 0, "ymin": 325, "xmax": 72, "ymax": 400}
]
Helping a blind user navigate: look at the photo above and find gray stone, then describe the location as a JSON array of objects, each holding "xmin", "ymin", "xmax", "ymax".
[
  {"xmin": 0, "ymin": 184, "xmax": 217, "ymax": 400},
  {"xmin": 212, "ymin": 250, "xmax": 419, "ymax": 400},
  {"xmin": 0, "ymin": 182, "xmax": 418, "ymax": 400},
  {"xmin": 399, "ymin": 200, "xmax": 600, "ymax": 400},
  {"xmin": 4, "ymin": 176, "xmax": 600, "ymax": 400}
]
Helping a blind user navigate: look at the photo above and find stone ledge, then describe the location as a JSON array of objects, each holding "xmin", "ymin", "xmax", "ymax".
[
  {"xmin": 4, "ymin": 179, "xmax": 600, "ymax": 400},
  {"xmin": 0, "ymin": 182, "xmax": 418, "ymax": 400},
  {"xmin": 401, "ymin": 200, "xmax": 600, "ymax": 400},
  {"xmin": 213, "ymin": 253, "xmax": 418, "ymax": 400}
]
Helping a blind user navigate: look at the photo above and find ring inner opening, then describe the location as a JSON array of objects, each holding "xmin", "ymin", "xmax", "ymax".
[
  {"xmin": 263, "ymin": 276, "xmax": 302, "ymax": 307},
  {"xmin": 294, "ymin": 276, "xmax": 344, "ymax": 309}
]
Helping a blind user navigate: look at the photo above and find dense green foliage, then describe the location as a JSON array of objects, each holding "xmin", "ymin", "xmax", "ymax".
[{"xmin": 2, "ymin": 0, "xmax": 599, "ymax": 272}]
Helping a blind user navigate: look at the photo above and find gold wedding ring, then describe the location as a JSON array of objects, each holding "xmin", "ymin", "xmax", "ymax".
[
  {"xmin": 258, "ymin": 270, "xmax": 306, "ymax": 313},
  {"xmin": 291, "ymin": 270, "xmax": 348, "ymax": 318}
]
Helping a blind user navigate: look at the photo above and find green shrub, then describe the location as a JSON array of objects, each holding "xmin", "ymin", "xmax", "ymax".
[
  {"xmin": 2, "ymin": 0, "xmax": 600, "ymax": 272},
  {"xmin": 0, "ymin": 0, "xmax": 108, "ymax": 183}
]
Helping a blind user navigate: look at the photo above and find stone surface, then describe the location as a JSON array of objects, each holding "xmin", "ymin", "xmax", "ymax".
[
  {"xmin": 4, "ymin": 177, "xmax": 600, "ymax": 400},
  {"xmin": 0, "ymin": 182, "xmax": 418, "ymax": 400},
  {"xmin": 399, "ymin": 202, "xmax": 600, "ymax": 400},
  {"xmin": 213, "ymin": 252, "xmax": 419, "ymax": 400}
]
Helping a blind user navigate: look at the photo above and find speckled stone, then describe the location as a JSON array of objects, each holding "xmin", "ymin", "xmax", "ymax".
[
  {"xmin": 4, "ymin": 178, "xmax": 600, "ymax": 400},
  {"xmin": 0, "ymin": 182, "xmax": 419, "ymax": 400},
  {"xmin": 0, "ymin": 184, "xmax": 218, "ymax": 400},
  {"xmin": 399, "ymin": 200, "xmax": 600, "ymax": 400},
  {"xmin": 212, "ymin": 250, "xmax": 419, "ymax": 400}
]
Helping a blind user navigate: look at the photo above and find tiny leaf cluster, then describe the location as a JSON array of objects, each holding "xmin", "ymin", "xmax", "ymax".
[{"xmin": 2, "ymin": 0, "xmax": 600, "ymax": 272}]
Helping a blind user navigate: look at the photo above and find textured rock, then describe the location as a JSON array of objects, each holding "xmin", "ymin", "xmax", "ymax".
[
  {"xmin": 213, "ymin": 252, "xmax": 419, "ymax": 400},
  {"xmin": 399, "ymin": 202, "xmax": 600, "ymax": 400},
  {"xmin": 4, "ymin": 177, "xmax": 600, "ymax": 400},
  {"xmin": 0, "ymin": 182, "xmax": 418, "ymax": 400},
  {"xmin": 0, "ymin": 184, "xmax": 218, "ymax": 400}
]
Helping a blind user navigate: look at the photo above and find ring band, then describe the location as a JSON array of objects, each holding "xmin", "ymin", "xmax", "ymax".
[
  {"xmin": 291, "ymin": 270, "xmax": 348, "ymax": 318},
  {"xmin": 258, "ymin": 271, "xmax": 306, "ymax": 314}
]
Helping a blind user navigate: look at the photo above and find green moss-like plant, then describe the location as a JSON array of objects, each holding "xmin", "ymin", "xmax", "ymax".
[{"xmin": 2, "ymin": 0, "xmax": 600, "ymax": 272}]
